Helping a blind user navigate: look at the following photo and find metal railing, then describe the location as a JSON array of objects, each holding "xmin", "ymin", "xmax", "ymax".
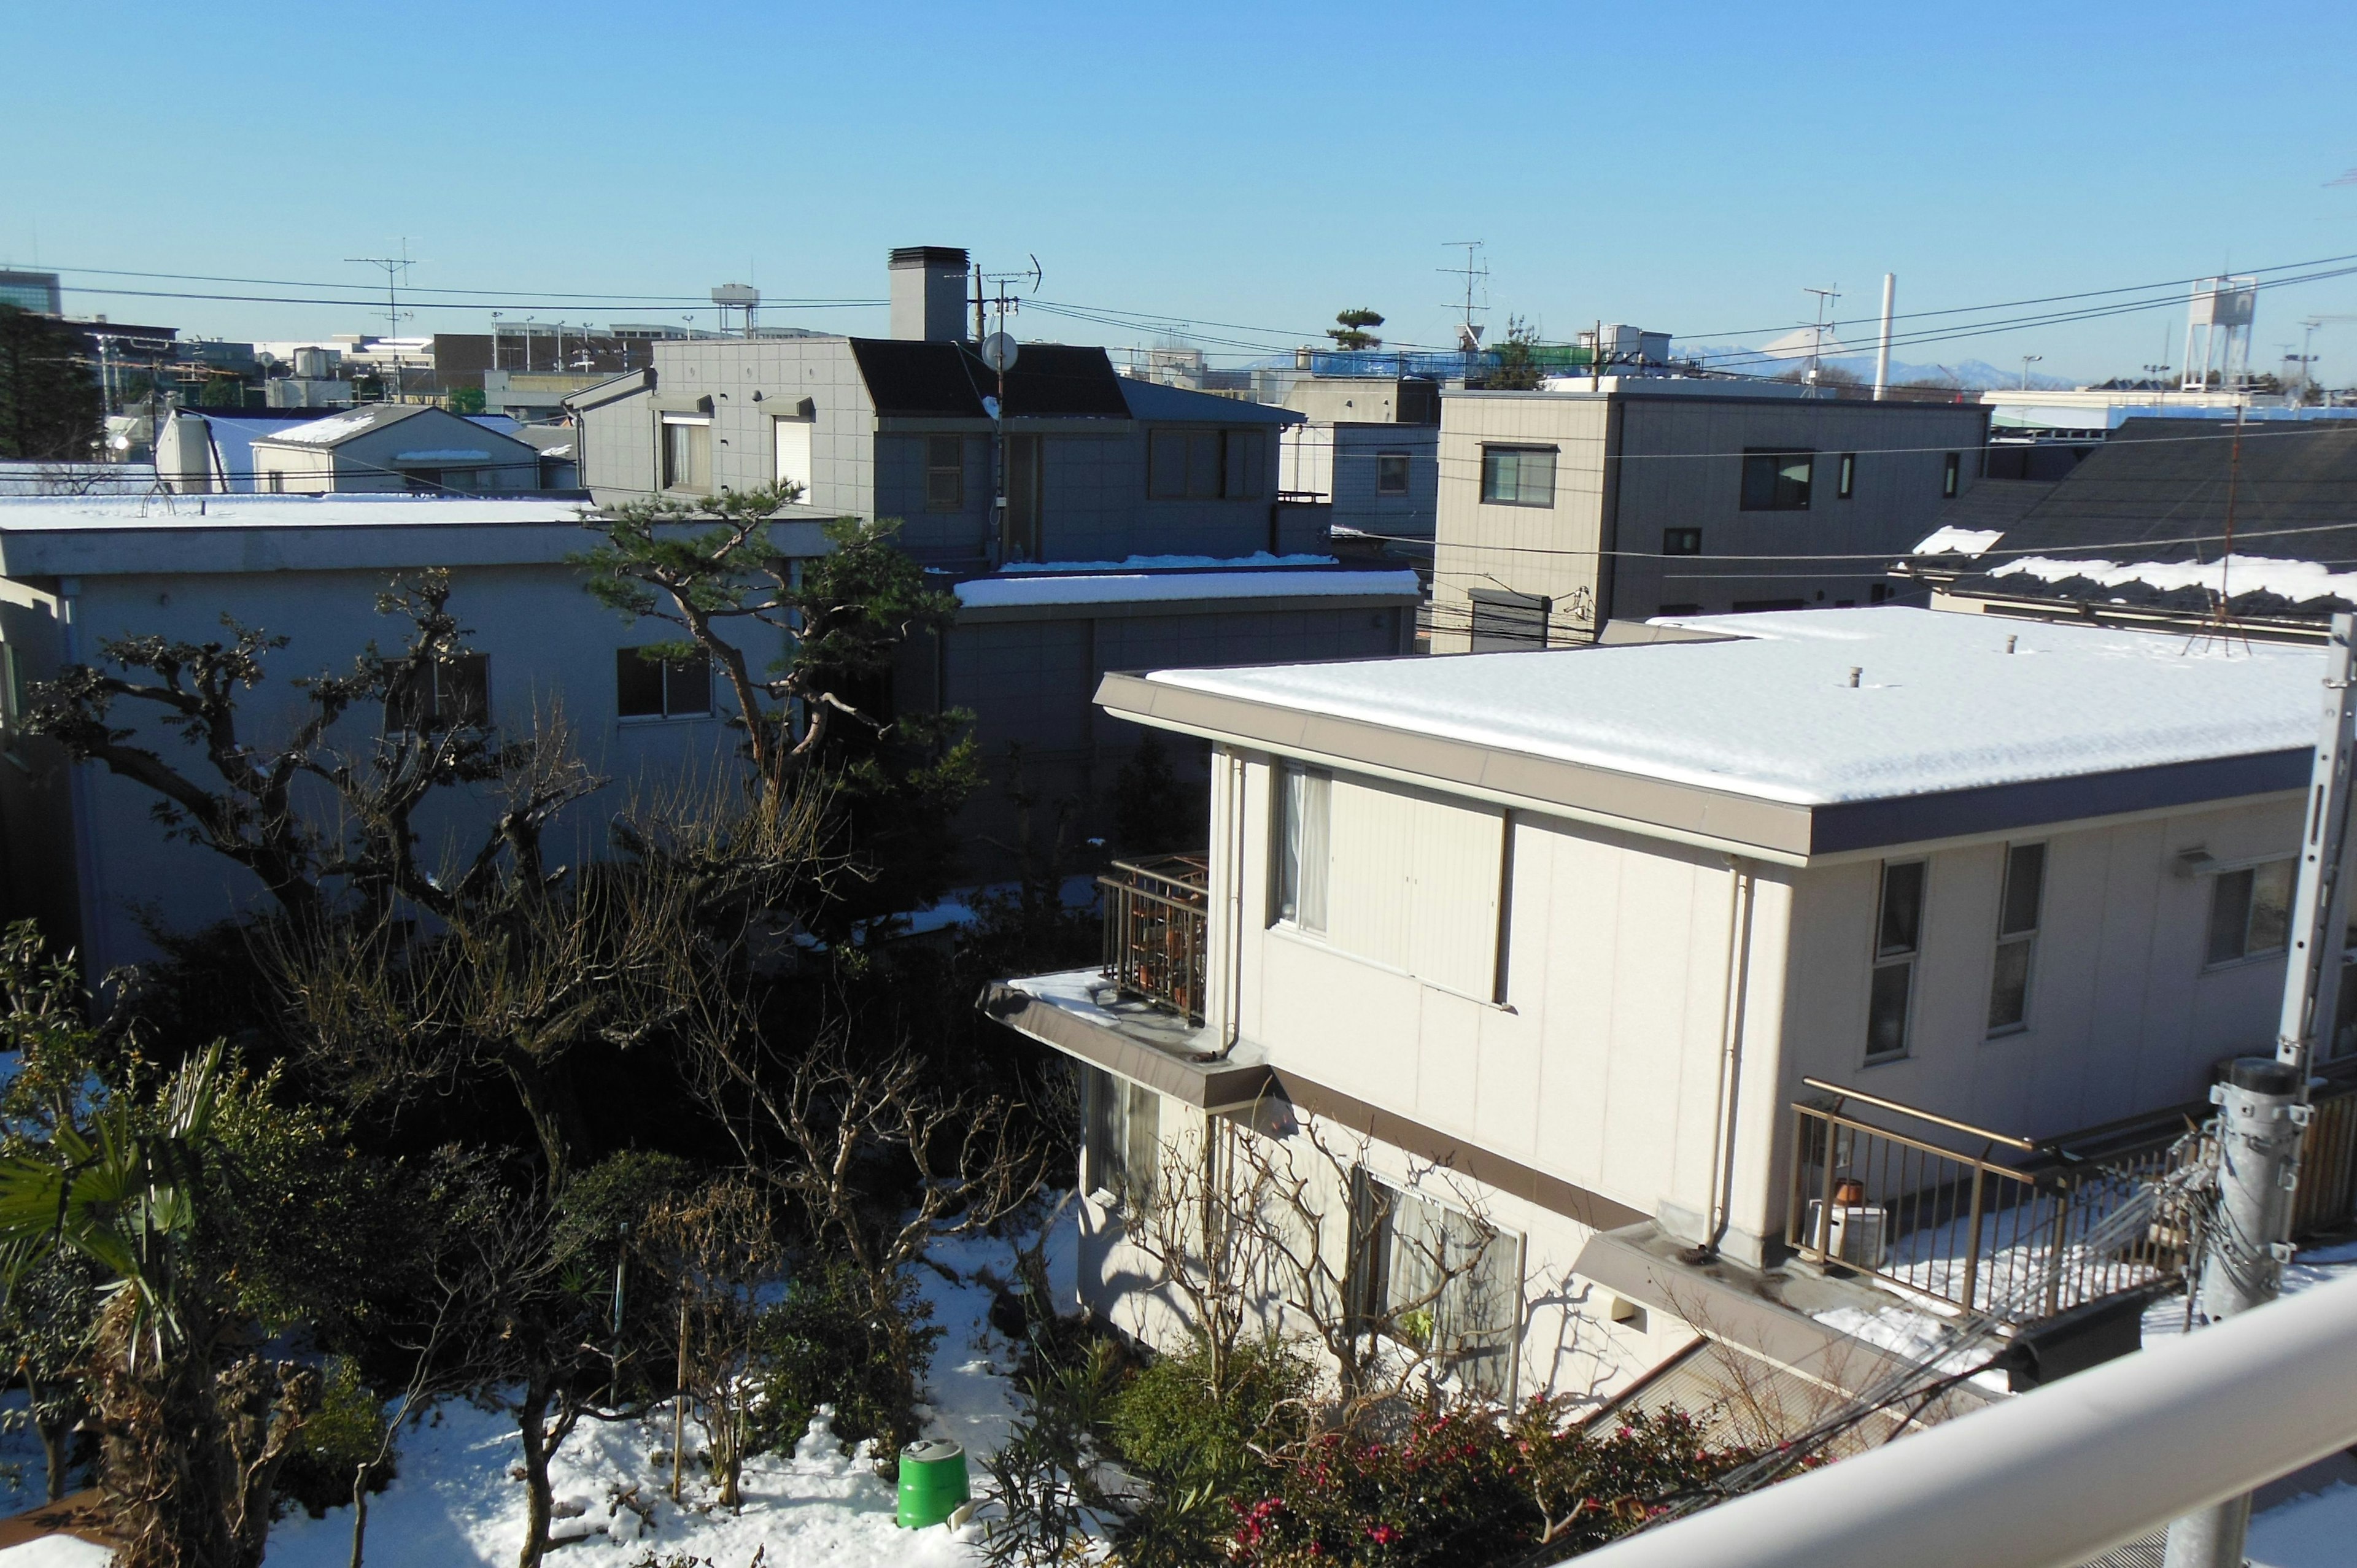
[
  {"xmin": 1786, "ymin": 1079, "xmax": 2191, "ymax": 1325},
  {"xmin": 1099, "ymin": 854, "xmax": 1211, "ymax": 1026}
]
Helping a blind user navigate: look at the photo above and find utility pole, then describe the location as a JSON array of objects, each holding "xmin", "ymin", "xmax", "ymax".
[{"xmin": 2162, "ymin": 611, "xmax": 2355, "ymax": 1568}]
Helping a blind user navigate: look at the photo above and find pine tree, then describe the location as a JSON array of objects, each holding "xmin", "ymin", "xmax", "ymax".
[{"xmin": 0, "ymin": 307, "xmax": 103, "ymax": 462}]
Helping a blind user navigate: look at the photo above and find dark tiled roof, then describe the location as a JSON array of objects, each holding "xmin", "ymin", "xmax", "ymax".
[
  {"xmin": 846, "ymin": 339, "xmax": 1131, "ymax": 419},
  {"xmin": 1930, "ymin": 419, "xmax": 2357, "ymax": 618}
]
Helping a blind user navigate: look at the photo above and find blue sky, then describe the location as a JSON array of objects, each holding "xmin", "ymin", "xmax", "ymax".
[{"xmin": 7, "ymin": 1, "xmax": 2357, "ymax": 381}]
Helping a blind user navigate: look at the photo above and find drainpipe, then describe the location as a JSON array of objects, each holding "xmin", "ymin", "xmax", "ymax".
[
  {"xmin": 1704, "ymin": 854, "xmax": 1756, "ymax": 1254},
  {"xmin": 56, "ymin": 579, "xmax": 106, "ymax": 982},
  {"xmin": 1217, "ymin": 749, "xmax": 1248, "ymax": 1055}
]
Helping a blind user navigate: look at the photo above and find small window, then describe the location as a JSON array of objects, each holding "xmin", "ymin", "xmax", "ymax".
[
  {"xmin": 1080, "ymin": 1064, "xmax": 1159, "ymax": 1213},
  {"xmin": 1350, "ymin": 1172, "xmax": 1522, "ymax": 1400},
  {"xmin": 616, "ymin": 647, "xmax": 712, "ymax": 720},
  {"xmin": 1657, "ymin": 602, "xmax": 1703, "ymax": 617},
  {"xmin": 1869, "ymin": 583, "xmax": 1891, "ymax": 605},
  {"xmin": 1943, "ymin": 451, "xmax": 1962, "ymax": 499},
  {"xmin": 1740, "ymin": 450, "xmax": 1814, "ymax": 511},
  {"xmin": 1376, "ymin": 452, "xmax": 1411, "ymax": 495},
  {"xmin": 1868, "ymin": 860, "xmax": 1925, "ymax": 1060},
  {"xmin": 662, "ymin": 416, "xmax": 711, "ymax": 492},
  {"xmin": 1988, "ymin": 843, "xmax": 2045, "ymax": 1034},
  {"xmin": 384, "ymin": 653, "xmax": 489, "ymax": 733},
  {"xmin": 2207, "ymin": 859, "xmax": 2294, "ymax": 967},
  {"xmin": 1480, "ymin": 446, "xmax": 1557, "ymax": 507},
  {"xmin": 1224, "ymin": 430, "xmax": 1267, "ymax": 499},
  {"xmin": 1838, "ymin": 453, "xmax": 1856, "ymax": 499},
  {"xmin": 924, "ymin": 434, "xmax": 963, "ymax": 511},
  {"xmin": 1274, "ymin": 763, "xmax": 1331, "ymax": 932},
  {"xmin": 1663, "ymin": 527, "xmax": 1702, "ymax": 557},
  {"xmin": 265, "ymin": 470, "xmax": 284, "ymax": 494}
]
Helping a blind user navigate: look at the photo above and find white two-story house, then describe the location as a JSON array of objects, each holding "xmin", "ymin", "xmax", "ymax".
[{"xmin": 986, "ymin": 608, "xmax": 2357, "ymax": 1411}]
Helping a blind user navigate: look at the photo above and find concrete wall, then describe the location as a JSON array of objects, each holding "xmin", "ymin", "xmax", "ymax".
[
  {"xmin": 1430, "ymin": 391, "xmax": 1991, "ymax": 651},
  {"xmin": 1329, "ymin": 423, "xmax": 1439, "ymax": 541},
  {"xmin": 0, "ymin": 562, "xmax": 778, "ymax": 973}
]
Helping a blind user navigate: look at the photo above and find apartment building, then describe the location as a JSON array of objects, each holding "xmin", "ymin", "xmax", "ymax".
[
  {"xmin": 986, "ymin": 608, "xmax": 2356, "ymax": 1410},
  {"xmin": 1431, "ymin": 383, "xmax": 1991, "ymax": 651}
]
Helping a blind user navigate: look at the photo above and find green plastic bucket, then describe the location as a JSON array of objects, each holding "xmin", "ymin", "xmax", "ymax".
[{"xmin": 896, "ymin": 1439, "xmax": 970, "ymax": 1529}]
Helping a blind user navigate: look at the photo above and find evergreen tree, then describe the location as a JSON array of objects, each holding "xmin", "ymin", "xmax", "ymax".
[{"xmin": 0, "ymin": 307, "xmax": 103, "ymax": 462}]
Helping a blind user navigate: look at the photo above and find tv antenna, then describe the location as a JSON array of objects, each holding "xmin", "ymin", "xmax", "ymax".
[
  {"xmin": 1802, "ymin": 284, "xmax": 1840, "ymax": 393},
  {"xmin": 347, "ymin": 239, "xmax": 420, "ymax": 339},
  {"xmin": 971, "ymin": 254, "xmax": 1042, "ymax": 343},
  {"xmin": 1441, "ymin": 240, "xmax": 1489, "ymax": 376}
]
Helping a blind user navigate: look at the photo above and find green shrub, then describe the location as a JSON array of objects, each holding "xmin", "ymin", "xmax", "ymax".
[
  {"xmin": 1110, "ymin": 1335, "xmax": 1313, "ymax": 1493},
  {"xmin": 274, "ymin": 1357, "xmax": 392, "ymax": 1520},
  {"xmin": 748, "ymin": 1260, "xmax": 939, "ymax": 1460}
]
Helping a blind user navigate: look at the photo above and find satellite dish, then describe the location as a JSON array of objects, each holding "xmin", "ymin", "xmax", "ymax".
[
  {"xmin": 981, "ymin": 333, "xmax": 1021, "ymax": 374},
  {"xmin": 981, "ymin": 395, "xmax": 1002, "ymax": 421}
]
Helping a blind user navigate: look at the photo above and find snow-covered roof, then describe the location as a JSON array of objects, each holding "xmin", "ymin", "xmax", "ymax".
[
  {"xmin": 956, "ymin": 566, "xmax": 1418, "ymax": 610},
  {"xmin": 252, "ymin": 404, "xmax": 430, "ymax": 447},
  {"xmin": 1137, "ymin": 607, "xmax": 2320, "ymax": 809},
  {"xmin": 0, "ymin": 494, "xmax": 581, "ymax": 530},
  {"xmin": 1986, "ymin": 553, "xmax": 2357, "ymax": 607}
]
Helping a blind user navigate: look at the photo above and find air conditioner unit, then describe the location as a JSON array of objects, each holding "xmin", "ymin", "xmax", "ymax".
[{"xmin": 1805, "ymin": 1200, "xmax": 1891, "ymax": 1269}]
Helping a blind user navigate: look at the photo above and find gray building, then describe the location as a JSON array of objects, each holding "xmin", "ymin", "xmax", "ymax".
[
  {"xmin": 567, "ymin": 246, "xmax": 1421, "ymax": 863},
  {"xmin": 1431, "ymin": 379, "xmax": 1992, "ymax": 650},
  {"xmin": 249, "ymin": 404, "xmax": 546, "ymax": 494}
]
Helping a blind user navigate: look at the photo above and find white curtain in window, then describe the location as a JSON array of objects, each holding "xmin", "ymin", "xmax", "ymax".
[{"xmin": 1283, "ymin": 767, "xmax": 1329, "ymax": 931}]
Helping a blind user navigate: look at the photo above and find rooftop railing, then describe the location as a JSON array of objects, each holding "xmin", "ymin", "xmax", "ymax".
[{"xmin": 1099, "ymin": 854, "xmax": 1211, "ymax": 1026}]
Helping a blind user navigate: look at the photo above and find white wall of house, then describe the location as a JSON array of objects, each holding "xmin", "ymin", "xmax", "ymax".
[{"xmin": 1192, "ymin": 746, "xmax": 2302, "ymax": 1272}]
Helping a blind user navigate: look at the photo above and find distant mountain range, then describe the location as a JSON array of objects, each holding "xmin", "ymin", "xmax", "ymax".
[{"xmin": 1677, "ymin": 330, "xmax": 2075, "ymax": 392}]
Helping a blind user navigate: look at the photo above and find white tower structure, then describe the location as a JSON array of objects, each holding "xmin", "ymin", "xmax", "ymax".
[{"xmin": 2182, "ymin": 276, "xmax": 2256, "ymax": 391}]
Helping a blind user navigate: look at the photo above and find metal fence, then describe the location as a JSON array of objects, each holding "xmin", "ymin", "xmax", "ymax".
[
  {"xmin": 1099, "ymin": 855, "xmax": 1211, "ymax": 1026},
  {"xmin": 1786, "ymin": 1079, "xmax": 2191, "ymax": 1324}
]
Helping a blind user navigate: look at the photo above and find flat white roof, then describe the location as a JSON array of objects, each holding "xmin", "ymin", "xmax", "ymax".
[
  {"xmin": 0, "ymin": 495, "xmax": 582, "ymax": 530},
  {"xmin": 1144, "ymin": 607, "xmax": 2321, "ymax": 806}
]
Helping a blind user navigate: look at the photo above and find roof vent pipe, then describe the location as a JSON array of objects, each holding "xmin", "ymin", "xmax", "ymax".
[
  {"xmin": 1849, "ymin": 667, "xmax": 1862, "ymax": 687},
  {"xmin": 889, "ymin": 247, "xmax": 972, "ymax": 343}
]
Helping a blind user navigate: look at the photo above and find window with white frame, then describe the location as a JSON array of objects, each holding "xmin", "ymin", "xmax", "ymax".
[
  {"xmin": 661, "ymin": 415, "xmax": 711, "ymax": 492},
  {"xmin": 1273, "ymin": 763, "xmax": 1330, "ymax": 932},
  {"xmin": 1480, "ymin": 445, "xmax": 1556, "ymax": 507},
  {"xmin": 1079, "ymin": 1064, "xmax": 1159, "ymax": 1213},
  {"xmin": 1376, "ymin": 452, "xmax": 1411, "ymax": 494},
  {"xmin": 1867, "ymin": 860, "xmax": 1925, "ymax": 1060},
  {"xmin": 1350, "ymin": 1171, "xmax": 1522, "ymax": 1399},
  {"xmin": 2206, "ymin": 858, "xmax": 2294, "ymax": 967},
  {"xmin": 1987, "ymin": 843, "xmax": 2045, "ymax": 1034}
]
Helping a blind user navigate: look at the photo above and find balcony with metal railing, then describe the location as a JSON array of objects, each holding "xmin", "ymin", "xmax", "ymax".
[
  {"xmin": 1097, "ymin": 854, "xmax": 1211, "ymax": 1025},
  {"xmin": 1784, "ymin": 1063, "xmax": 2357, "ymax": 1326}
]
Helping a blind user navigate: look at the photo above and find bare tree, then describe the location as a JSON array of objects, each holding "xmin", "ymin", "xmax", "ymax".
[
  {"xmin": 638, "ymin": 1177, "xmax": 783, "ymax": 1508},
  {"xmin": 25, "ymin": 571, "xmax": 587, "ymax": 927}
]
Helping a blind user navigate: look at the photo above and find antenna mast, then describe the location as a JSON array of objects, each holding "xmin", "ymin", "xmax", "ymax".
[
  {"xmin": 1802, "ymin": 284, "xmax": 1840, "ymax": 396},
  {"xmin": 1441, "ymin": 240, "xmax": 1488, "ymax": 381},
  {"xmin": 347, "ymin": 240, "xmax": 417, "ymax": 401}
]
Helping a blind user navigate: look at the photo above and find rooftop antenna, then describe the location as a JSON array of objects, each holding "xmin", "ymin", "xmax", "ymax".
[
  {"xmin": 348, "ymin": 240, "xmax": 419, "ymax": 401},
  {"xmin": 1441, "ymin": 240, "xmax": 1488, "ymax": 381},
  {"xmin": 1802, "ymin": 285, "xmax": 1840, "ymax": 396}
]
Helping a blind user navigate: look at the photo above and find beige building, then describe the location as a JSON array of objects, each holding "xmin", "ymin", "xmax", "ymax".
[
  {"xmin": 988, "ymin": 608, "xmax": 2357, "ymax": 1413},
  {"xmin": 1430, "ymin": 382, "xmax": 1991, "ymax": 651}
]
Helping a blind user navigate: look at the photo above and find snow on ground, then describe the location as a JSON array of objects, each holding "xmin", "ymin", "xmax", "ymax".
[
  {"xmin": 2250, "ymin": 1481, "xmax": 2357, "ymax": 1568},
  {"xmin": 0, "ymin": 1539, "xmax": 112, "ymax": 1567},
  {"xmin": 259, "ymin": 1203, "xmax": 1078, "ymax": 1568}
]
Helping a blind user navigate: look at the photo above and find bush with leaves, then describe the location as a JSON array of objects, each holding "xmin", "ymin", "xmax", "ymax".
[
  {"xmin": 1224, "ymin": 1400, "xmax": 1754, "ymax": 1567},
  {"xmin": 274, "ymin": 1356, "xmax": 394, "ymax": 1520},
  {"xmin": 1112, "ymin": 1334, "xmax": 1312, "ymax": 1496},
  {"xmin": 748, "ymin": 1259, "xmax": 938, "ymax": 1461}
]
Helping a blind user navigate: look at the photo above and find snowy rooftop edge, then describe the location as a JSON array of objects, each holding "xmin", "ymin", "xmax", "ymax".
[
  {"xmin": 0, "ymin": 495, "xmax": 590, "ymax": 530},
  {"xmin": 1138, "ymin": 607, "xmax": 2323, "ymax": 807},
  {"xmin": 956, "ymin": 567, "xmax": 1420, "ymax": 609}
]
